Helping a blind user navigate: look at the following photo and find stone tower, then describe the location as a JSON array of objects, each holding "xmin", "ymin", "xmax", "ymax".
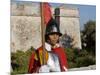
[
  {"xmin": 11, "ymin": 2, "xmax": 81, "ymax": 52},
  {"xmin": 56, "ymin": 5, "xmax": 82, "ymax": 49}
]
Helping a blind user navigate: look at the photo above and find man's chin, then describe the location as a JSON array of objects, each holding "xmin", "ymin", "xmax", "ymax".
[{"xmin": 51, "ymin": 43, "xmax": 57, "ymax": 46}]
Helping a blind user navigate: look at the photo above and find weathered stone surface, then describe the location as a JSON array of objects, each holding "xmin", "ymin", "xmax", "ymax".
[
  {"xmin": 60, "ymin": 17, "xmax": 81, "ymax": 49},
  {"xmin": 11, "ymin": 2, "xmax": 40, "ymax": 16},
  {"xmin": 60, "ymin": 8, "xmax": 79, "ymax": 17},
  {"xmin": 68, "ymin": 65, "xmax": 96, "ymax": 71},
  {"xmin": 11, "ymin": 16, "xmax": 41, "ymax": 52},
  {"xmin": 11, "ymin": 1, "xmax": 82, "ymax": 52}
]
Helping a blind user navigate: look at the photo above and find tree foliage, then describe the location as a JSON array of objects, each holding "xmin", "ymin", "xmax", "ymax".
[
  {"xmin": 65, "ymin": 48, "xmax": 96, "ymax": 68},
  {"xmin": 81, "ymin": 20, "xmax": 96, "ymax": 55}
]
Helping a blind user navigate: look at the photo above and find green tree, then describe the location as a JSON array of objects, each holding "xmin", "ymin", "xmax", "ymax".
[{"xmin": 81, "ymin": 20, "xmax": 96, "ymax": 55}]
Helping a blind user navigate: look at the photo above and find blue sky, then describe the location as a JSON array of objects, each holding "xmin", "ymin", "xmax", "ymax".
[
  {"xmin": 78, "ymin": 5, "xmax": 96, "ymax": 30},
  {"xmin": 50, "ymin": 3, "xmax": 96, "ymax": 30}
]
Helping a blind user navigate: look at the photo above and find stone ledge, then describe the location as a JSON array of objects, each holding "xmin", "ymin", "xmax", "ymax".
[{"xmin": 68, "ymin": 65, "xmax": 96, "ymax": 71}]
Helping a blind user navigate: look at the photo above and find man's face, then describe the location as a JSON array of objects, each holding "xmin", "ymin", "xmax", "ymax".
[{"xmin": 48, "ymin": 33, "xmax": 59, "ymax": 46}]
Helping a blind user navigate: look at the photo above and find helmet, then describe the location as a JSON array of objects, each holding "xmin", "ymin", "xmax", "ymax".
[{"xmin": 45, "ymin": 18, "xmax": 62, "ymax": 36}]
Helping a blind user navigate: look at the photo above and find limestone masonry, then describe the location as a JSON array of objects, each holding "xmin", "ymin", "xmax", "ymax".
[{"xmin": 11, "ymin": 2, "xmax": 81, "ymax": 52}]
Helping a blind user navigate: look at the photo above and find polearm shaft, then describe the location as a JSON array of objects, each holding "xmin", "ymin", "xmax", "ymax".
[{"xmin": 40, "ymin": 2, "xmax": 46, "ymax": 65}]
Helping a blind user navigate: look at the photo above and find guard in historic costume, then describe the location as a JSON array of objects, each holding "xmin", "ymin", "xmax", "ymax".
[{"xmin": 28, "ymin": 19, "xmax": 68, "ymax": 73}]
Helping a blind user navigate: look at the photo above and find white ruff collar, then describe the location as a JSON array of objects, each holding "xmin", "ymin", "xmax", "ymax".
[
  {"xmin": 45, "ymin": 42, "xmax": 51, "ymax": 51},
  {"xmin": 45, "ymin": 42, "xmax": 60, "ymax": 51}
]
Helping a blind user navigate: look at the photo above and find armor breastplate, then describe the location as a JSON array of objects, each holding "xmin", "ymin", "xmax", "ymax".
[
  {"xmin": 39, "ymin": 43, "xmax": 61, "ymax": 73},
  {"xmin": 39, "ymin": 52, "xmax": 61, "ymax": 72}
]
